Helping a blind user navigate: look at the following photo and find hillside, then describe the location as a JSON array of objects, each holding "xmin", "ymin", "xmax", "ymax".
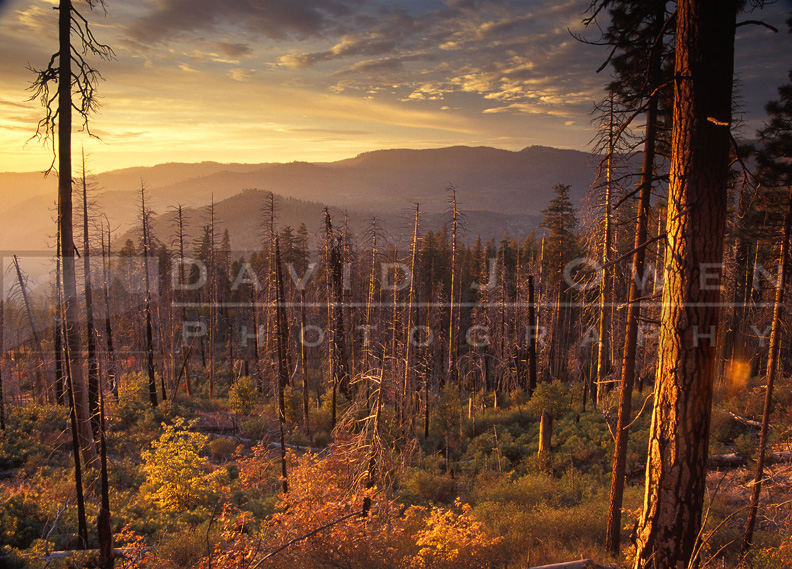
[{"xmin": 0, "ymin": 145, "xmax": 595, "ymax": 280}]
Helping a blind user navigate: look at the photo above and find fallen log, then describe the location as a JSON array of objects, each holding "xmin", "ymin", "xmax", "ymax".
[
  {"xmin": 43, "ymin": 546, "xmax": 152, "ymax": 560},
  {"xmin": 708, "ymin": 452, "xmax": 746, "ymax": 468},
  {"xmin": 729, "ymin": 412, "xmax": 761, "ymax": 429},
  {"xmin": 529, "ymin": 560, "xmax": 615, "ymax": 569},
  {"xmin": 203, "ymin": 432, "xmax": 323, "ymax": 453}
]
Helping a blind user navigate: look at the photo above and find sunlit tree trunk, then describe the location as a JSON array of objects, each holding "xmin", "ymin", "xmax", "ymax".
[
  {"xmin": 595, "ymin": 94, "xmax": 615, "ymax": 408},
  {"xmin": 633, "ymin": 2, "xmax": 737, "ymax": 567}
]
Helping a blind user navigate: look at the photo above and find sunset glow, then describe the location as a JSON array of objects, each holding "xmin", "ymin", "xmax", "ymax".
[{"xmin": 1, "ymin": 0, "xmax": 790, "ymax": 172}]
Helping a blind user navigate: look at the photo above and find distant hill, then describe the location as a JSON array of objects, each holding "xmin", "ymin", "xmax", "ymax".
[
  {"xmin": 0, "ymin": 145, "xmax": 598, "ymax": 283},
  {"xmin": 121, "ymin": 189, "xmax": 543, "ymax": 258}
]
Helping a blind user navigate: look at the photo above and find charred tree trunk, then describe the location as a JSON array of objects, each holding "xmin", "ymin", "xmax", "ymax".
[
  {"xmin": 54, "ymin": 239, "xmax": 66, "ymax": 405},
  {"xmin": 100, "ymin": 220, "xmax": 118, "ymax": 401},
  {"xmin": 446, "ymin": 187, "xmax": 459, "ymax": 384},
  {"xmin": 633, "ymin": 2, "xmax": 737, "ymax": 567},
  {"xmin": 58, "ymin": 0, "xmax": 96, "ymax": 467},
  {"xmin": 274, "ymin": 236, "xmax": 289, "ymax": 494},
  {"xmin": 82, "ymin": 155, "xmax": 100, "ymax": 436},
  {"xmin": 141, "ymin": 186, "xmax": 158, "ymax": 407},
  {"xmin": 175, "ymin": 206, "xmax": 192, "ymax": 397},
  {"xmin": 97, "ymin": 383, "xmax": 113, "ymax": 568},
  {"xmin": 300, "ymin": 289, "xmax": 310, "ymax": 438},
  {"xmin": 527, "ymin": 274, "xmax": 538, "ymax": 396},
  {"xmin": 63, "ymin": 311, "xmax": 89, "ymax": 549}
]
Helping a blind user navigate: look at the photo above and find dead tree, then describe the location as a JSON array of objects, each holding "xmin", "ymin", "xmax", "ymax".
[
  {"xmin": 403, "ymin": 204, "xmax": 420, "ymax": 425},
  {"xmin": 605, "ymin": 2, "xmax": 666, "ymax": 553},
  {"xmin": 12, "ymin": 255, "xmax": 51, "ymax": 403},
  {"xmin": 446, "ymin": 187, "xmax": 460, "ymax": 383},
  {"xmin": 81, "ymin": 151, "xmax": 100, "ymax": 436},
  {"xmin": 29, "ymin": 0, "xmax": 112, "ymax": 466},
  {"xmin": 99, "ymin": 216, "xmax": 118, "ymax": 400},
  {"xmin": 140, "ymin": 184, "xmax": 158, "ymax": 407},
  {"xmin": 743, "ymin": 185, "xmax": 791, "ymax": 550}
]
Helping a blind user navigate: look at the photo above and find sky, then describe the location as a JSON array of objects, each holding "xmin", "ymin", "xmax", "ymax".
[{"xmin": 0, "ymin": 0, "xmax": 791, "ymax": 173}]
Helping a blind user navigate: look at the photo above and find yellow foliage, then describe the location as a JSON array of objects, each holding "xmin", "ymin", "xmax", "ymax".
[
  {"xmin": 406, "ymin": 499, "xmax": 504, "ymax": 569},
  {"xmin": 141, "ymin": 417, "xmax": 227, "ymax": 512}
]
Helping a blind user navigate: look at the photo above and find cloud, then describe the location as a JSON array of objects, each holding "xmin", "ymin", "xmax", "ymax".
[
  {"xmin": 230, "ymin": 68, "xmax": 255, "ymax": 82},
  {"xmin": 216, "ymin": 42, "xmax": 252, "ymax": 58},
  {"xmin": 126, "ymin": 0, "xmax": 361, "ymax": 43},
  {"xmin": 280, "ymin": 33, "xmax": 400, "ymax": 69}
]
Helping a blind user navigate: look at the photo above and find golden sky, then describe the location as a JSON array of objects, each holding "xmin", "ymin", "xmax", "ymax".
[{"xmin": 0, "ymin": 0, "xmax": 790, "ymax": 173}]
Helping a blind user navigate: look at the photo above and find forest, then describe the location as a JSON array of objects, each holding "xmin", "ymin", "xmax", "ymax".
[{"xmin": 1, "ymin": 1, "xmax": 792, "ymax": 568}]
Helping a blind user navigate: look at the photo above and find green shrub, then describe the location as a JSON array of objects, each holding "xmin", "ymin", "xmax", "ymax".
[
  {"xmin": 0, "ymin": 404, "xmax": 69, "ymax": 469},
  {"xmin": 401, "ymin": 467, "xmax": 457, "ymax": 504},
  {"xmin": 527, "ymin": 381, "xmax": 570, "ymax": 419},
  {"xmin": 228, "ymin": 375, "xmax": 259, "ymax": 415}
]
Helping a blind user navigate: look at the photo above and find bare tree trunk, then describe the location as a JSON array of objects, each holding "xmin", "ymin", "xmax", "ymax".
[
  {"xmin": 274, "ymin": 236, "xmax": 289, "ymax": 494},
  {"xmin": 208, "ymin": 198, "xmax": 216, "ymax": 399},
  {"xmin": 527, "ymin": 274, "xmax": 538, "ymax": 396},
  {"xmin": 82, "ymin": 154, "xmax": 100, "ymax": 436},
  {"xmin": 63, "ymin": 310, "xmax": 89, "ymax": 548},
  {"xmin": 300, "ymin": 289, "xmax": 310, "ymax": 438},
  {"xmin": 595, "ymin": 94, "xmax": 615, "ymax": 408},
  {"xmin": 446, "ymin": 188, "xmax": 459, "ymax": 384},
  {"xmin": 175, "ymin": 206, "xmax": 192, "ymax": 397},
  {"xmin": 141, "ymin": 186, "xmax": 158, "ymax": 407},
  {"xmin": 538, "ymin": 409, "xmax": 553, "ymax": 468},
  {"xmin": 742, "ymin": 186, "xmax": 792, "ymax": 551},
  {"xmin": 633, "ymin": 2, "xmax": 737, "ymax": 567},
  {"xmin": 13, "ymin": 256, "xmax": 52, "ymax": 403},
  {"xmin": 606, "ymin": 6, "xmax": 664, "ymax": 552},
  {"xmin": 100, "ymin": 220, "xmax": 118, "ymax": 401},
  {"xmin": 54, "ymin": 237, "xmax": 66, "ymax": 405},
  {"xmin": 606, "ymin": 115, "xmax": 658, "ymax": 554},
  {"xmin": 97, "ymin": 382, "xmax": 113, "ymax": 568},
  {"xmin": 403, "ymin": 204, "xmax": 420, "ymax": 426},
  {"xmin": 59, "ymin": 0, "xmax": 96, "ymax": 467}
]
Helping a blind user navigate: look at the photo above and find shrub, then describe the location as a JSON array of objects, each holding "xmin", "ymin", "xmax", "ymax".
[
  {"xmin": 527, "ymin": 381, "xmax": 570, "ymax": 419},
  {"xmin": 141, "ymin": 417, "xmax": 228, "ymax": 512},
  {"xmin": 228, "ymin": 376, "xmax": 259, "ymax": 415},
  {"xmin": 406, "ymin": 499, "xmax": 505, "ymax": 569}
]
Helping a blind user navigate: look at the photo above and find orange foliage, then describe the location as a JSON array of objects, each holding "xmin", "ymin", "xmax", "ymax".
[{"xmin": 204, "ymin": 444, "xmax": 504, "ymax": 569}]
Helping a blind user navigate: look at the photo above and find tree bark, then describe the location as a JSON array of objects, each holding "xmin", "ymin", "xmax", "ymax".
[{"xmin": 633, "ymin": 2, "xmax": 737, "ymax": 567}]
